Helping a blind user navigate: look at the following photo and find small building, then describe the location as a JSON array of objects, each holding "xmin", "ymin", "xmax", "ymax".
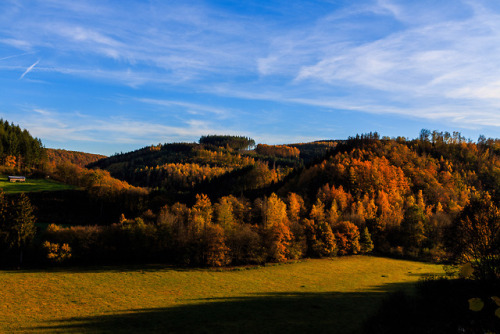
[{"xmin": 8, "ymin": 176, "xmax": 26, "ymax": 183}]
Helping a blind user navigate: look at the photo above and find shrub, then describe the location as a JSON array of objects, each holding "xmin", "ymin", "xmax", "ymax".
[{"xmin": 42, "ymin": 241, "xmax": 72, "ymax": 263}]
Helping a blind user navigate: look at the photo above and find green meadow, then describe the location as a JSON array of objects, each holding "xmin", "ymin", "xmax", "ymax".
[
  {"xmin": 0, "ymin": 256, "xmax": 443, "ymax": 333},
  {"xmin": 0, "ymin": 176, "xmax": 76, "ymax": 193}
]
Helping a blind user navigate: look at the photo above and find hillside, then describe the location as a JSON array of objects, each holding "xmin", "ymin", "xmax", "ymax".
[
  {"xmin": 88, "ymin": 136, "xmax": 335, "ymax": 200},
  {"xmin": 66, "ymin": 130, "xmax": 499, "ymax": 266},
  {"xmin": 46, "ymin": 148, "xmax": 106, "ymax": 167},
  {"xmin": 0, "ymin": 120, "xmax": 149, "ymax": 228}
]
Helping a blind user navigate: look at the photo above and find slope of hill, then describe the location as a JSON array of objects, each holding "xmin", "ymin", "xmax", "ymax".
[
  {"xmin": 46, "ymin": 148, "xmax": 106, "ymax": 167},
  {"xmin": 88, "ymin": 137, "xmax": 335, "ymax": 199}
]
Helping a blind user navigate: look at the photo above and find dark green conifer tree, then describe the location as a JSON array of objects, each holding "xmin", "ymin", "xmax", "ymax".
[{"xmin": 359, "ymin": 226, "xmax": 374, "ymax": 253}]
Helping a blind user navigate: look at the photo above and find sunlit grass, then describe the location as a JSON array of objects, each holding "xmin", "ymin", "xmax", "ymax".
[
  {"xmin": 0, "ymin": 256, "xmax": 443, "ymax": 333},
  {"xmin": 0, "ymin": 176, "xmax": 75, "ymax": 193}
]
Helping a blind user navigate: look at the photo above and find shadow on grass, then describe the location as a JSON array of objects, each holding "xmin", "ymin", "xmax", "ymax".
[{"xmin": 21, "ymin": 282, "xmax": 422, "ymax": 334}]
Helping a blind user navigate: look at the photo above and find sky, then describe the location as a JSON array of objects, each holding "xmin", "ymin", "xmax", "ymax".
[{"xmin": 1, "ymin": 0, "xmax": 500, "ymax": 155}]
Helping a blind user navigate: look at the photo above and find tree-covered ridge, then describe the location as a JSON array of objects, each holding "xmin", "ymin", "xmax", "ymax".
[
  {"xmin": 255, "ymin": 144, "xmax": 300, "ymax": 158},
  {"xmin": 134, "ymin": 163, "xmax": 236, "ymax": 190},
  {"xmin": 46, "ymin": 148, "xmax": 106, "ymax": 168},
  {"xmin": 89, "ymin": 143, "xmax": 257, "ymax": 189},
  {"xmin": 88, "ymin": 138, "xmax": 330, "ymax": 194},
  {"xmin": 0, "ymin": 119, "xmax": 45, "ymax": 169},
  {"xmin": 0, "ymin": 123, "xmax": 499, "ymax": 274},
  {"xmin": 274, "ymin": 131, "xmax": 499, "ymax": 258},
  {"xmin": 29, "ymin": 131, "xmax": 499, "ymax": 267},
  {"xmin": 288, "ymin": 141, "xmax": 337, "ymax": 164},
  {"xmin": 199, "ymin": 135, "xmax": 255, "ymax": 150}
]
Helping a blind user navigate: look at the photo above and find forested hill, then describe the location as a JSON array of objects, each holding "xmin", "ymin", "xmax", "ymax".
[
  {"xmin": 41, "ymin": 130, "xmax": 500, "ymax": 267},
  {"xmin": 88, "ymin": 136, "xmax": 335, "ymax": 196},
  {"xmin": 46, "ymin": 148, "xmax": 106, "ymax": 167},
  {"xmin": 281, "ymin": 131, "xmax": 500, "ymax": 205},
  {"xmin": 0, "ymin": 119, "xmax": 105, "ymax": 171},
  {"xmin": 88, "ymin": 132, "xmax": 500, "ymax": 209},
  {"xmin": 0, "ymin": 119, "xmax": 45, "ymax": 169},
  {"xmin": 2, "ymin": 124, "xmax": 500, "ymax": 269}
]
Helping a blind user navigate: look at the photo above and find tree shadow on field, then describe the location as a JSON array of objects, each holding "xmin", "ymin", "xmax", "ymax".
[{"xmin": 23, "ymin": 282, "xmax": 421, "ymax": 334}]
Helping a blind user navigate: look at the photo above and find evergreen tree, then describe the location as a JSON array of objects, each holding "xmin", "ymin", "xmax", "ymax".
[
  {"xmin": 401, "ymin": 205, "xmax": 427, "ymax": 251},
  {"xmin": 0, "ymin": 119, "xmax": 45, "ymax": 169},
  {"xmin": 3, "ymin": 193, "xmax": 36, "ymax": 266},
  {"xmin": 359, "ymin": 226, "xmax": 374, "ymax": 253}
]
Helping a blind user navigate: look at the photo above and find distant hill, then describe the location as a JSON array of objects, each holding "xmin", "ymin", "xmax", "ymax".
[
  {"xmin": 88, "ymin": 137, "xmax": 336, "ymax": 199},
  {"xmin": 46, "ymin": 148, "xmax": 106, "ymax": 167}
]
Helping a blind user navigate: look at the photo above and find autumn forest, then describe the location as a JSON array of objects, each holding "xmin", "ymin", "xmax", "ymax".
[
  {"xmin": 1, "ymin": 118, "xmax": 500, "ymax": 332},
  {"xmin": 0, "ymin": 120, "xmax": 496, "ymax": 277}
]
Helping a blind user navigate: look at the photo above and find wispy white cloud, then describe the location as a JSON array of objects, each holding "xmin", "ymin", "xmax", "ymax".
[
  {"xmin": 12, "ymin": 107, "xmax": 236, "ymax": 152},
  {"xmin": 0, "ymin": 38, "xmax": 32, "ymax": 50},
  {"xmin": 15, "ymin": 106, "xmax": 321, "ymax": 154},
  {"xmin": 0, "ymin": 1, "xmax": 266, "ymax": 83},
  {"xmin": 136, "ymin": 98, "xmax": 232, "ymax": 117},
  {"xmin": 1, "ymin": 0, "xmax": 500, "ymax": 152},
  {"xmin": 0, "ymin": 51, "xmax": 35, "ymax": 61},
  {"xmin": 376, "ymin": 0, "xmax": 404, "ymax": 21},
  {"xmin": 32, "ymin": 108, "xmax": 52, "ymax": 116},
  {"xmin": 19, "ymin": 59, "xmax": 39, "ymax": 79}
]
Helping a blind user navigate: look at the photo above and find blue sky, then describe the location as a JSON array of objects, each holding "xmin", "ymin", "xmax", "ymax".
[{"xmin": 1, "ymin": 0, "xmax": 500, "ymax": 155}]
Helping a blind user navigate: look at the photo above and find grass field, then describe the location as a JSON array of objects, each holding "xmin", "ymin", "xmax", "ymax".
[
  {"xmin": 0, "ymin": 176, "xmax": 76, "ymax": 193},
  {"xmin": 0, "ymin": 256, "xmax": 444, "ymax": 333}
]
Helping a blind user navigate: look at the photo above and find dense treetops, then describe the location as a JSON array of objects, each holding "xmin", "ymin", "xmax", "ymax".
[
  {"xmin": 256, "ymin": 144, "xmax": 300, "ymax": 158},
  {"xmin": 199, "ymin": 135, "xmax": 255, "ymax": 150},
  {"xmin": 0, "ymin": 119, "xmax": 45, "ymax": 169}
]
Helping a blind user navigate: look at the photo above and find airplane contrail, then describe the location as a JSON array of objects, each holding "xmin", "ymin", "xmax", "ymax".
[
  {"xmin": 0, "ymin": 51, "xmax": 36, "ymax": 61},
  {"xmin": 20, "ymin": 60, "xmax": 40, "ymax": 79}
]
